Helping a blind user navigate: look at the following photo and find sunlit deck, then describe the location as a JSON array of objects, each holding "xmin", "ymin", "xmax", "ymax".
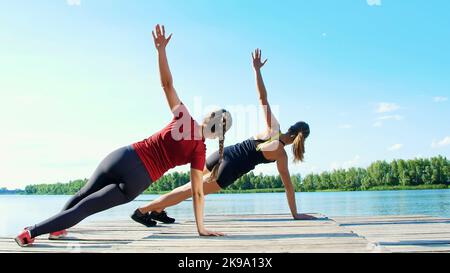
[{"xmin": 2, "ymin": 213, "xmax": 450, "ymax": 253}]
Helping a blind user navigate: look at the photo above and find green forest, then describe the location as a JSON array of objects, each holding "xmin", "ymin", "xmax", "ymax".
[
  {"xmin": 302, "ymin": 156, "xmax": 449, "ymax": 191},
  {"xmin": 15, "ymin": 156, "xmax": 450, "ymax": 195},
  {"xmin": 22, "ymin": 172, "xmax": 299, "ymax": 195}
]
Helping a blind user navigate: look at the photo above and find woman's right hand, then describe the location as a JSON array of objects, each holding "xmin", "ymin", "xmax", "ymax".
[
  {"xmin": 152, "ymin": 24, "xmax": 172, "ymax": 51},
  {"xmin": 294, "ymin": 214, "xmax": 317, "ymax": 220},
  {"xmin": 198, "ymin": 228, "xmax": 225, "ymax": 237},
  {"xmin": 252, "ymin": 48, "xmax": 268, "ymax": 70}
]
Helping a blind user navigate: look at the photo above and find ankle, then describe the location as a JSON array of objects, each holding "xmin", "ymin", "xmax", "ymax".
[{"xmin": 137, "ymin": 208, "xmax": 147, "ymax": 215}]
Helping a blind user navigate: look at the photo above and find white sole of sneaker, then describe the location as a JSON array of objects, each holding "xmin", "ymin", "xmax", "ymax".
[{"xmin": 48, "ymin": 234, "xmax": 67, "ymax": 240}]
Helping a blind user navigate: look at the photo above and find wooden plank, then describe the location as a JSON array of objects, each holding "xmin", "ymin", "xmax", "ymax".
[
  {"xmin": 3, "ymin": 214, "xmax": 450, "ymax": 253},
  {"xmin": 334, "ymin": 215, "xmax": 450, "ymax": 253}
]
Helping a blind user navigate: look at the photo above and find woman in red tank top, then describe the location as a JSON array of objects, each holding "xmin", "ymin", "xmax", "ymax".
[
  {"xmin": 131, "ymin": 24, "xmax": 232, "ymax": 236},
  {"xmin": 15, "ymin": 24, "xmax": 232, "ymax": 247},
  {"xmin": 130, "ymin": 49, "xmax": 316, "ymax": 229}
]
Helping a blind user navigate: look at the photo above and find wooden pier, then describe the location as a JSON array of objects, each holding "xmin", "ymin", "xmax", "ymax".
[{"xmin": 1, "ymin": 213, "xmax": 450, "ymax": 253}]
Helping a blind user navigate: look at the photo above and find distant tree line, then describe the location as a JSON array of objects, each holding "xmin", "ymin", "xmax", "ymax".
[
  {"xmin": 22, "ymin": 172, "xmax": 300, "ymax": 195},
  {"xmin": 24, "ymin": 179, "xmax": 88, "ymax": 195},
  {"xmin": 14, "ymin": 156, "xmax": 450, "ymax": 195},
  {"xmin": 0, "ymin": 187, "xmax": 24, "ymax": 195},
  {"xmin": 302, "ymin": 156, "xmax": 450, "ymax": 191},
  {"xmin": 144, "ymin": 171, "xmax": 301, "ymax": 192}
]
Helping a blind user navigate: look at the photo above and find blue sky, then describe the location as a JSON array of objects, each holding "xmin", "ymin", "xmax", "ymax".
[{"xmin": 0, "ymin": 0, "xmax": 449, "ymax": 189}]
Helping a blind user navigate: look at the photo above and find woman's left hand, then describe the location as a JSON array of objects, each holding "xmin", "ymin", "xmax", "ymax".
[
  {"xmin": 252, "ymin": 48, "xmax": 268, "ymax": 70},
  {"xmin": 199, "ymin": 228, "xmax": 225, "ymax": 237},
  {"xmin": 152, "ymin": 24, "xmax": 173, "ymax": 51}
]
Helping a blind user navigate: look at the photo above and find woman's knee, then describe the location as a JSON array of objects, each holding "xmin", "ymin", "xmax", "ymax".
[
  {"xmin": 124, "ymin": 191, "xmax": 139, "ymax": 203},
  {"xmin": 76, "ymin": 186, "xmax": 126, "ymax": 213},
  {"xmin": 118, "ymin": 189, "xmax": 139, "ymax": 203},
  {"xmin": 119, "ymin": 185, "xmax": 143, "ymax": 203}
]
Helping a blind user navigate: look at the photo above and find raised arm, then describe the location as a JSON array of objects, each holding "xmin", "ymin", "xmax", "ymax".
[
  {"xmin": 191, "ymin": 168, "xmax": 224, "ymax": 236},
  {"xmin": 276, "ymin": 151, "xmax": 316, "ymax": 220},
  {"xmin": 152, "ymin": 24, "xmax": 181, "ymax": 111},
  {"xmin": 252, "ymin": 49, "xmax": 280, "ymax": 132}
]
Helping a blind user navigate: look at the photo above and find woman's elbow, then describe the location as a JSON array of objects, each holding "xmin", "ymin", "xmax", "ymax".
[
  {"xmin": 259, "ymin": 97, "xmax": 268, "ymax": 104},
  {"xmin": 192, "ymin": 189, "xmax": 204, "ymax": 200},
  {"xmin": 161, "ymin": 81, "xmax": 174, "ymax": 90},
  {"xmin": 162, "ymin": 85, "xmax": 173, "ymax": 91}
]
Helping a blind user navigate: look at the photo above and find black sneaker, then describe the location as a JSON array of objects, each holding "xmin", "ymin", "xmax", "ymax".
[
  {"xmin": 150, "ymin": 210, "xmax": 176, "ymax": 224},
  {"xmin": 131, "ymin": 209, "xmax": 157, "ymax": 227}
]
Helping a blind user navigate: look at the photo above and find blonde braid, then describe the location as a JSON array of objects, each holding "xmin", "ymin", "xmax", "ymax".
[{"xmin": 208, "ymin": 113, "xmax": 226, "ymax": 183}]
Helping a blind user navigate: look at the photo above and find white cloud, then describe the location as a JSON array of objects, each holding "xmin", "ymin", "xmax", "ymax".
[
  {"xmin": 67, "ymin": 0, "xmax": 81, "ymax": 6},
  {"xmin": 377, "ymin": 115, "xmax": 404, "ymax": 121},
  {"xmin": 338, "ymin": 124, "xmax": 352, "ymax": 129},
  {"xmin": 432, "ymin": 136, "xmax": 450, "ymax": 148},
  {"xmin": 373, "ymin": 121, "xmax": 383, "ymax": 128},
  {"xmin": 367, "ymin": 0, "xmax": 382, "ymax": 6},
  {"xmin": 331, "ymin": 155, "xmax": 361, "ymax": 170},
  {"xmin": 388, "ymin": 144, "xmax": 403, "ymax": 151},
  {"xmin": 373, "ymin": 115, "xmax": 403, "ymax": 128},
  {"xmin": 376, "ymin": 102, "xmax": 400, "ymax": 113},
  {"xmin": 433, "ymin": 96, "xmax": 448, "ymax": 103}
]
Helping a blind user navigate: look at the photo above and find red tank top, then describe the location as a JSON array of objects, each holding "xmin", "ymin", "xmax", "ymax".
[{"xmin": 132, "ymin": 104, "xmax": 206, "ymax": 182}]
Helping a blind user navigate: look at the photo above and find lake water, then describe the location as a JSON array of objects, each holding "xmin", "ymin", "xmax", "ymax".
[{"xmin": 1, "ymin": 189, "xmax": 450, "ymax": 237}]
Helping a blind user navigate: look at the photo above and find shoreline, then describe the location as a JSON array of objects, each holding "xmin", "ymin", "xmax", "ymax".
[
  {"xmin": 143, "ymin": 184, "xmax": 450, "ymax": 194},
  {"xmin": 1, "ymin": 184, "xmax": 449, "ymax": 196}
]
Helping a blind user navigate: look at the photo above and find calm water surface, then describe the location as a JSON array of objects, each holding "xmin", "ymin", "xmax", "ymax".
[{"xmin": 1, "ymin": 190, "xmax": 450, "ymax": 237}]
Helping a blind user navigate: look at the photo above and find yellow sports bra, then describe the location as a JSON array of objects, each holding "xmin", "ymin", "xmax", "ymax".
[{"xmin": 255, "ymin": 131, "xmax": 285, "ymax": 151}]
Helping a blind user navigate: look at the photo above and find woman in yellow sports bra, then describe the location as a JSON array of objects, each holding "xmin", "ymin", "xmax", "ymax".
[{"xmin": 130, "ymin": 49, "xmax": 315, "ymax": 226}]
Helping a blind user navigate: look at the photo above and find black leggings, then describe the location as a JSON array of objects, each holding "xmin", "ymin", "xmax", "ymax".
[{"xmin": 29, "ymin": 145, "xmax": 152, "ymax": 238}]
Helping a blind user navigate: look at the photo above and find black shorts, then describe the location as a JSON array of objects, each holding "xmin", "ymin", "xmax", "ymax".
[{"xmin": 206, "ymin": 150, "xmax": 247, "ymax": 189}]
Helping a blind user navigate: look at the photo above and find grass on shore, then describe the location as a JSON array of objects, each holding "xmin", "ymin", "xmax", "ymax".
[
  {"xmin": 141, "ymin": 184, "xmax": 449, "ymax": 195},
  {"xmin": 3, "ymin": 184, "xmax": 448, "ymax": 196}
]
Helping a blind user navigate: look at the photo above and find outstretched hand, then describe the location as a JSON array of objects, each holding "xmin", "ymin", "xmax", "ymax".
[
  {"xmin": 199, "ymin": 229, "xmax": 225, "ymax": 237},
  {"xmin": 152, "ymin": 24, "xmax": 173, "ymax": 50},
  {"xmin": 294, "ymin": 214, "xmax": 317, "ymax": 221},
  {"xmin": 252, "ymin": 48, "xmax": 268, "ymax": 70}
]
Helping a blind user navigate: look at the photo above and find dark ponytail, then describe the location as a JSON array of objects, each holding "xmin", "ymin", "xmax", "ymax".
[
  {"xmin": 292, "ymin": 132, "xmax": 305, "ymax": 163},
  {"xmin": 289, "ymin": 121, "xmax": 310, "ymax": 163}
]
